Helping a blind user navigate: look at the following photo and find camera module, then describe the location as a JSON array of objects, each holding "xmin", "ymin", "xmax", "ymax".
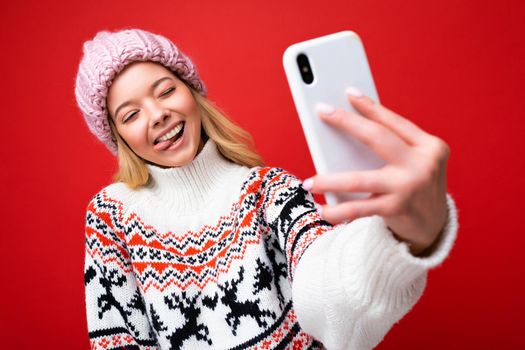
[{"xmin": 297, "ymin": 53, "xmax": 314, "ymax": 84}]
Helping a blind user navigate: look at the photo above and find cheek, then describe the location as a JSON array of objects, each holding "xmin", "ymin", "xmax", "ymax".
[
  {"xmin": 179, "ymin": 90, "xmax": 200, "ymax": 115},
  {"xmin": 190, "ymin": 113, "xmax": 202, "ymax": 134},
  {"xmin": 185, "ymin": 101, "xmax": 202, "ymax": 130},
  {"xmin": 119, "ymin": 123, "xmax": 149, "ymax": 149}
]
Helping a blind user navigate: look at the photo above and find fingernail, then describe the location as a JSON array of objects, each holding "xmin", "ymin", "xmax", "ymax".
[
  {"xmin": 316, "ymin": 103, "xmax": 336, "ymax": 115},
  {"xmin": 346, "ymin": 86, "xmax": 363, "ymax": 97},
  {"xmin": 315, "ymin": 203, "xmax": 323, "ymax": 216},
  {"xmin": 302, "ymin": 177, "xmax": 314, "ymax": 190}
]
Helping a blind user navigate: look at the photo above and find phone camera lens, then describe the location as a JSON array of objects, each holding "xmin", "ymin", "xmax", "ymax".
[{"xmin": 297, "ymin": 53, "xmax": 314, "ymax": 84}]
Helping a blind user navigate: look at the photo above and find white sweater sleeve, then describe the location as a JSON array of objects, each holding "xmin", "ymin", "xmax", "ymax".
[{"xmin": 292, "ymin": 194, "xmax": 459, "ymax": 350}]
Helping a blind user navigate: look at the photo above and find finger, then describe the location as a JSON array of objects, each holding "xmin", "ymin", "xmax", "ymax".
[
  {"xmin": 346, "ymin": 89, "xmax": 431, "ymax": 146},
  {"xmin": 318, "ymin": 195, "xmax": 390, "ymax": 225},
  {"xmin": 303, "ymin": 168, "xmax": 394, "ymax": 194},
  {"xmin": 317, "ymin": 107, "xmax": 410, "ymax": 164}
]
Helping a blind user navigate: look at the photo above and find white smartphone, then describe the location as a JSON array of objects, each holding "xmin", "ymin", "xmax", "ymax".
[{"xmin": 283, "ymin": 30, "xmax": 386, "ymax": 206}]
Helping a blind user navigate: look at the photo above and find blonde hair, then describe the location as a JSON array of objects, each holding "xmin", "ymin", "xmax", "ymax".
[{"xmin": 108, "ymin": 87, "xmax": 265, "ymax": 190}]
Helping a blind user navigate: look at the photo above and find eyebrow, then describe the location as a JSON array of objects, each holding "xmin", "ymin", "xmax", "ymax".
[{"xmin": 113, "ymin": 76, "xmax": 173, "ymax": 119}]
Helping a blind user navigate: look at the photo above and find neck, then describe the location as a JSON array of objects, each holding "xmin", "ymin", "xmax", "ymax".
[{"xmin": 144, "ymin": 138, "xmax": 242, "ymax": 213}]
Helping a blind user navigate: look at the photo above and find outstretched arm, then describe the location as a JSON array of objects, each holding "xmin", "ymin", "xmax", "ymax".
[
  {"xmin": 259, "ymin": 166, "xmax": 457, "ymax": 349},
  {"xmin": 292, "ymin": 195, "xmax": 458, "ymax": 350},
  {"xmin": 292, "ymin": 87, "xmax": 459, "ymax": 349}
]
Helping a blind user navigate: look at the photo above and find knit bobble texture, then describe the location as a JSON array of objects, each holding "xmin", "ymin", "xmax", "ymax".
[{"xmin": 75, "ymin": 28, "xmax": 207, "ymax": 155}]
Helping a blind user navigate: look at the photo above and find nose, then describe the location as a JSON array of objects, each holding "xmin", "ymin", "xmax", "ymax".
[{"xmin": 146, "ymin": 100, "xmax": 170, "ymax": 127}]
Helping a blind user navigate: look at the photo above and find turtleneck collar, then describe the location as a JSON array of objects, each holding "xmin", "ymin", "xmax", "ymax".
[{"xmin": 144, "ymin": 138, "xmax": 245, "ymax": 213}]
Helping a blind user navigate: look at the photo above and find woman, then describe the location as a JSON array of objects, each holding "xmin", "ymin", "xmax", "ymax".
[{"xmin": 76, "ymin": 28, "xmax": 458, "ymax": 350}]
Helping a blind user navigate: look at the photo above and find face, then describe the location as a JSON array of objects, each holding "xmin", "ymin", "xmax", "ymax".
[{"xmin": 107, "ymin": 61, "xmax": 204, "ymax": 168}]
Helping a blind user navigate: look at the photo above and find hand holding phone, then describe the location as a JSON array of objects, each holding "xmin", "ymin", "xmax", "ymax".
[{"xmin": 283, "ymin": 31, "xmax": 452, "ymax": 256}]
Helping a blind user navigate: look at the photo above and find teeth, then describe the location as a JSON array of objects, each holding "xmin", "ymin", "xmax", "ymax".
[{"xmin": 157, "ymin": 123, "xmax": 183, "ymax": 143}]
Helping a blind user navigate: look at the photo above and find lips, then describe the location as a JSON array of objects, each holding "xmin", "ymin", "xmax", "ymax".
[
  {"xmin": 153, "ymin": 122, "xmax": 185, "ymax": 151},
  {"xmin": 154, "ymin": 121, "xmax": 184, "ymax": 145}
]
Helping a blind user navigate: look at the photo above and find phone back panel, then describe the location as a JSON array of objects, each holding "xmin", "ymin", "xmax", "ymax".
[{"xmin": 283, "ymin": 31, "xmax": 386, "ymax": 205}]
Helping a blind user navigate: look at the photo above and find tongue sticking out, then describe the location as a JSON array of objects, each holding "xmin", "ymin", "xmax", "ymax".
[{"xmin": 155, "ymin": 124, "xmax": 184, "ymax": 150}]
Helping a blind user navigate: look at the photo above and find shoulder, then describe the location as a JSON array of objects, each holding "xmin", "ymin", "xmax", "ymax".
[
  {"xmin": 84, "ymin": 183, "xmax": 133, "ymax": 249},
  {"xmin": 241, "ymin": 166, "xmax": 303, "ymax": 195},
  {"xmin": 85, "ymin": 181, "xmax": 135, "ymax": 215},
  {"xmin": 259, "ymin": 166, "xmax": 302, "ymax": 185},
  {"xmin": 84, "ymin": 182, "xmax": 141, "ymax": 244},
  {"xmin": 250, "ymin": 166, "xmax": 301, "ymax": 181}
]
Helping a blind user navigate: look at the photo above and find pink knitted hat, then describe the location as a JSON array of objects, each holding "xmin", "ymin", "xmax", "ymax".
[{"xmin": 75, "ymin": 28, "xmax": 207, "ymax": 155}]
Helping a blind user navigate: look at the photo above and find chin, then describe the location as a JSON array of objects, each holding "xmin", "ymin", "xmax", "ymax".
[{"xmin": 160, "ymin": 148, "xmax": 198, "ymax": 168}]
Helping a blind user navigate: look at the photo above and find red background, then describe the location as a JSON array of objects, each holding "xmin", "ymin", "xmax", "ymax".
[{"xmin": 1, "ymin": 0, "xmax": 523, "ymax": 349}]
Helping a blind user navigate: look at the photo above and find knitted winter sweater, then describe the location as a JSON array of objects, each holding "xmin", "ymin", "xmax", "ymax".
[{"xmin": 84, "ymin": 139, "xmax": 458, "ymax": 350}]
